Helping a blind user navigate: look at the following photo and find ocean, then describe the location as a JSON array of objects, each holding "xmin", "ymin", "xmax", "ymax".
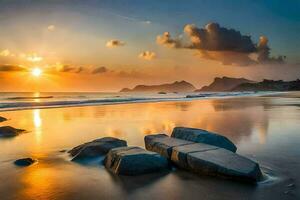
[
  {"xmin": 0, "ymin": 91, "xmax": 274, "ymax": 111},
  {"xmin": 0, "ymin": 92, "xmax": 299, "ymax": 199}
]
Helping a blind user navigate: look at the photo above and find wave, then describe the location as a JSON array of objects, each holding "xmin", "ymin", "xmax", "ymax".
[
  {"xmin": 186, "ymin": 91, "xmax": 256, "ymax": 98},
  {"xmin": 6, "ymin": 96, "xmax": 54, "ymax": 100},
  {"xmin": 0, "ymin": 97, "xmax": 167, "ymax": 111},
  {"xmin": 0, "ymin": 92, "xmax": 277, "ymax": 111}
]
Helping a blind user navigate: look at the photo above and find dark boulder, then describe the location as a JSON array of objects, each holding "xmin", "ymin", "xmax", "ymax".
[
  {"xmin": 185, "ymin": 148, "xmax": 262, "ymax": 182},
  {"xmin": 171, "ymin": 127, "xmax": 237, "ymax": 152},
  {"xmin": 0, "ymin": 116, "xmax": 7, "ymax": 122},
  {"xmin": 69, "ymin": 137, "xmax": 127, "ymax": 160},
  {"xmin": 105, "ymin": 146, "xmax": 169, "ymax": 175},
  {"xmin": 14, "ymin": 158, "xmax": 36, "ymax": 167},
  {"xmin": 0, "ymin": 126, "xmax": 25, "ymax": 137}
]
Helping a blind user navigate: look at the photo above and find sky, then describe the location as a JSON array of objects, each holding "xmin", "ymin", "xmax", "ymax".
[{"xmin": 0, "ymin": 0, "xmax": 299, "ymax": 92}]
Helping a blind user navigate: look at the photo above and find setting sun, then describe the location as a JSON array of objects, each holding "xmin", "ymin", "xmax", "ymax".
[{"xmin": 32, "ymin": 68, "xmax": 42, "ymax": 77}]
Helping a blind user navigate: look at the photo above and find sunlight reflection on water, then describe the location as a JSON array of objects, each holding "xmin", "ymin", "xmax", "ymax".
[{"xmin": 0, "ymin": 94, "xmax": 300, "ymax": 199}]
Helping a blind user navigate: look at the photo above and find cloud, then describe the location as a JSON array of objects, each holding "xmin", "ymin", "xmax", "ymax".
[
  {"xmin": 75, "ymin": 67, "xmax": 83, "ymax": 73},
  {"xmin": 52, "ymin": 63, "xmax": 84, "ymax": 73},
  {"xmin": 0, "ymin": 49, "xmax": 10, "ymax": 57},
  {"xmin": 257, "ymin": 36, "xmax": 286, "ymax": 64},
  {"xmin": 195, "ymin": 50, "xmax": 256, "ymax": 66},
  {"xmin": 183, "ymin": 23, "xmax": 256, "ymax": 52},
  {"xmin": 113, "ymin": 69, "xmax": 150, "ymax": 79},
  {"xmin": 156, "ymin": 32, "xmax": 182, "ymax": 48},
  {"xmin": 25, "ymin": 53, "xmax": 43, "ymax": 62},
  {"xmin": 59, "ymin": 65, "xmax": 75, "ymax": 72},
  {"xmin": 47, "ymin": 25, "xmax": 55, "ymax": 31},
  {"xmin": 157, "ymin": 22, "xmax": 285, "ymax": 65},
  {"xmin": 106, "ymin": 40, "xmax": 125, "ymax": 48},
  {"xmin": 0, "ymin": 65, "xmax": 27, "ymax": 72},
  {"xmin": 92, "ymin": 66, "xmax": 108, "ymax": 74},
  {"xmin": 139, "ymin": 51, "xmax": 156, "ymax": 60}
]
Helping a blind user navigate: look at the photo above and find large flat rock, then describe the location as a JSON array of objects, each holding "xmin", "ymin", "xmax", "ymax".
[
  {"xmin": 145, "ymin": 134, "xmax": 262, "ymax": 182},
  {"xmin": 105, "ymin": 146, "xmax": 169, "ymax": 175},
  {"xmin": 186, "ymin": 148, "xmax": 262, "ymax": 182},
  {"xmin": 171, "ymin": 143, "xmax": 219, "ymax": 168},
  {"xmin": 69, "ymin": 137, "xmax": 127, "ymax": 160},
  {"xmin": 144, "ymin": 134, "xmax": 194, "ymax": 158},
  {"xmin": 171, "ymin": 127, "xmax": 237, "ymax": 152}
]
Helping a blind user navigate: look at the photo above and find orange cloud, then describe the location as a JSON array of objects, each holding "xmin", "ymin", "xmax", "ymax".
[
  {"xmin": 139, "ymin": 51, "xmax": 156, "ymax": 60},
  {"xmin": 106, "ymin": 40, "xmax": 125, "ymax": 48}
]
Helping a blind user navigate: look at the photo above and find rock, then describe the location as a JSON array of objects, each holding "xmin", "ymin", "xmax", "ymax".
[
  {"xmin": 0, "ymin": 116, "xmax": 7, "ymax": 122},
  {"xmin": 0, "ymin": 126, "xmax": 25, "ymax": 137},
  {"xmin": 171, "ymin": 127, "xmax": 237, "ymax": 152},
  {"xmin": 14, "ymin": 158, "xmax": 36, "ymax": 167},
  {"xmin": 69, "ymin": 137, "xmax": 127, "ymax": 160},
  {"xmin": 144, "ymin": 134, "xmax": 194, "ymax": 158},
  {"xmin": 158, "ymin": 91, "xmax": 167, "ymax": 94},
  {"xmin": 171, "ymin": 143, "xmax": 219, "ymax": 168},
  {"xmin": 173, "ymin": 144, "xmax": 262, "ymax": 182},
  {"xmin": 144, "ymin": 134, "xmax": 262, "ymax": 182},
  {"xmin": 105, "ymin": 146, "xmax": 169, "ymax": 175}
]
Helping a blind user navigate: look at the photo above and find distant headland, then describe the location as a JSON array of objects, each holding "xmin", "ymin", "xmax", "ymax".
[
  {"xmin": 120, "ymin": 77, "xmax": 300, "ymax": 93},
  {"xmin": 120, "ymin": 80, "xmax": 196, "ymax": 93}
]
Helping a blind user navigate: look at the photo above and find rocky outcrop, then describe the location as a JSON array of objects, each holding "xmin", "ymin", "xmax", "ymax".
[
  {"xmin": 232, "ymin": 79, "xmax": 300, "ymax": 91},
  {"xmin": 0, "ymin": 116, "xmax": 7, "ymax": 122},
  {"xmin": 171, "ymin": 127, "xmax": 237, "ymax": 152},
  {"xmin": 196, "ymin": 77, "xmax": 255, "ymax": 92},
  {"xmin": 145, "ymin": 134, "xmax": 262, "ymax": 182},
  {"xmin": 105, "ymin": 146, "xmax": 169, "ymax": 175},
  {"xmin": 14, "ymin": 158, "xmax": 36, "ymax": 167},
  {"xmin": 69, "ymin": 137, "xmax": 127, "ymax": 160},
  {"xmin": 0, "ymin": 126, "xmax": 25, "ymax": 137},
  {"xmin": 120, "ymin": 80, "xmax": 196, "ymax": 93}
]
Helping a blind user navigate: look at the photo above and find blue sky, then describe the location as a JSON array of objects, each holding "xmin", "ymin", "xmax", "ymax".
[{"xmin": 0, "ymin": 0, "xmax": 299, "ymax": 91}]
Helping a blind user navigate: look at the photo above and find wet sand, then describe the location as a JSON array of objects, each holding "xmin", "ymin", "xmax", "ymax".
[{"xmin": 0, "ymin": 92, "xmax": 300, "ymax": 200}]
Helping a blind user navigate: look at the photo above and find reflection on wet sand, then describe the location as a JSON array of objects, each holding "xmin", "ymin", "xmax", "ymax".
[
  {"xmin": 0, "ymin": 97, "xmax": 273, "ymax": 155},
  {"xmin": 1, "ymin": 94, "xmax": 300, "ymax": 199}
]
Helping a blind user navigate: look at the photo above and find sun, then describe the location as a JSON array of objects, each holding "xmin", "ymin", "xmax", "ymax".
[{"xmin": 32, "ymin": 68, "xmax": 42, "ymax": 77}]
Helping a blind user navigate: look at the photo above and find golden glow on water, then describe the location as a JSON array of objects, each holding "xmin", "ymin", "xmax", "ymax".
[
  {"xmin": 0, "ymin": 98, "xmax": 279, "ymax": 155},
  {"xmin": 1, "ymin": 95, "xmax": 300, "ymax": 200},
  {"xmin": 33, "ymin": 109, "xmax": 42, "ymax": 144},
  {"xmin": 33, "ymin": 109, "xmax": 42, "ymax": 128}
]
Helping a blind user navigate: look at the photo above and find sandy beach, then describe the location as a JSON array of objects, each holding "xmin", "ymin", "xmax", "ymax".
[{"xmin": 0, "ymin": 92, "xmax": 299, "ymax": 200}]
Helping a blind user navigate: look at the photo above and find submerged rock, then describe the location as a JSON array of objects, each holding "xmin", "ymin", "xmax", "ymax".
[
  {"xmin": 14, "ymin": 158, "xmax": 36, "ymax": 167},
  {"xmin": 144, "ymin": 134, "xmax": 193, "ymax": 158},
  {"xmin": 105, "ymin": 146, "xmax": 169, "ymax": 175},
  {"xmin": 144, "ymin": 134, "xmax": 262, "ymax": 182},
  {"xmin": 0, "ymin": 126, "xmax": 25, "ymax": 137},
  {"xmin": 171, "ymin": 127, "xmax": 237, "ymax": 152},
  {"xmin": 0, "ymin": 116, "xmax": 7, "ymax": 122},
  {"xmin": 69, "ymin": 137, "xmax": 127, "ymax": 160}
]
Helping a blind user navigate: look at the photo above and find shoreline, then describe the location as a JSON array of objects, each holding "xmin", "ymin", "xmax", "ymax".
[{"xmin": 0, "ymin": 91, "xmax": 282, "ymax": 112}]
